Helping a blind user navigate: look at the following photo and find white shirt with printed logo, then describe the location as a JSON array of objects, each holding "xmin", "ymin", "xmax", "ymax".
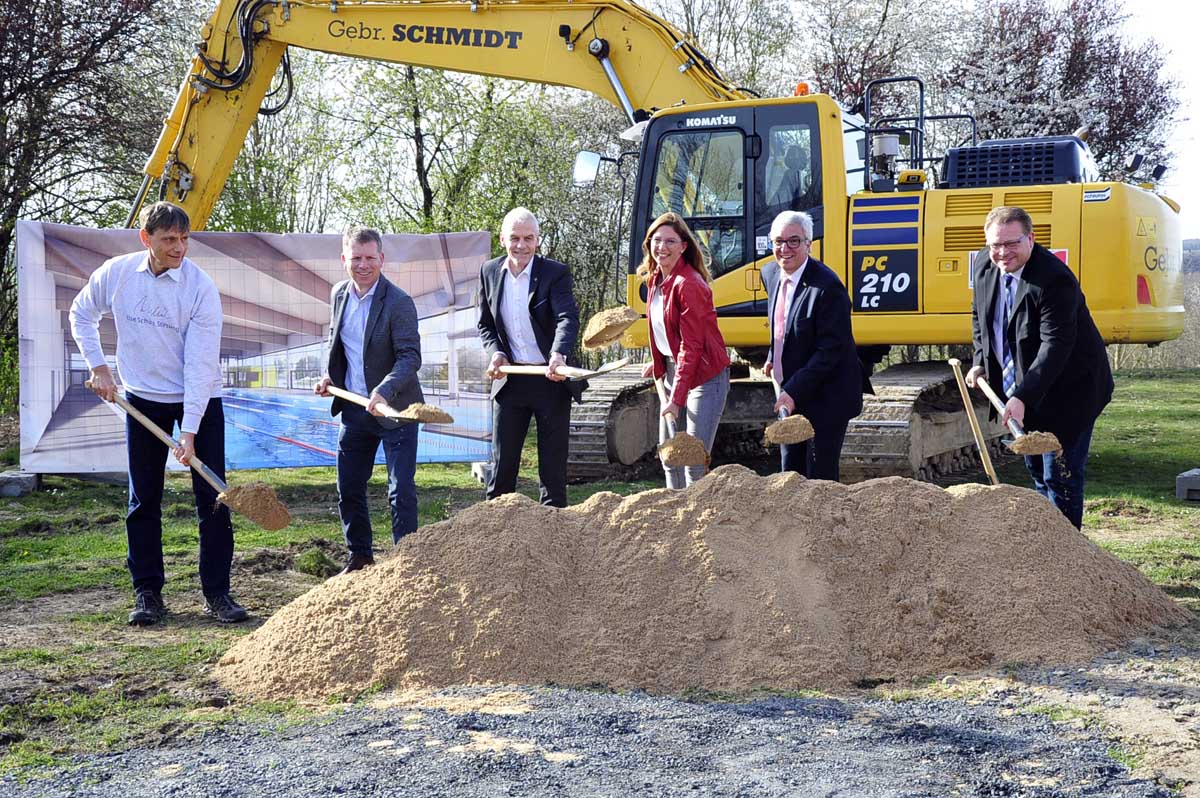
[{"xmin": 69, "ymin": 251, "xmax": 224, "ymax": 434}]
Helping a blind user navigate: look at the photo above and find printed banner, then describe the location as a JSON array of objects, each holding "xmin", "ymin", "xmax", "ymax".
[{"xmin": 16, "ymin": 222, "xmax": 493, "ymax": 474}]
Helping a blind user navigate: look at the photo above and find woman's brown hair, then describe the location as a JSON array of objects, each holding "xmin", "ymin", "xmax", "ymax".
[{"xmin": 635, "ymin": 212, "xmax": 711, "ymax": 284}]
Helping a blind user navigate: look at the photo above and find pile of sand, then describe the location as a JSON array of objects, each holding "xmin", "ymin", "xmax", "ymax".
[{"xmin": 216, "ymin": 466, "xmax": 1189, "ymax": 701}]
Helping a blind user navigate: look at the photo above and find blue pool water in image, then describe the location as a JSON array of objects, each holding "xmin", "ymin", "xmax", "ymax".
[{"xmin": 222, "ymin": 388, "xmax": 491, "ymax": 470}]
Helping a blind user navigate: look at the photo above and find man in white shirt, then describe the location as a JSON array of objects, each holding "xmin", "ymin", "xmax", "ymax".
[
  {"xmin": 476, "ymin": 208, "xmax": 582, "ymax": 507},
  {"xmin": 69, "ymin": 202, "xmax": 246, "ymax": 626}
]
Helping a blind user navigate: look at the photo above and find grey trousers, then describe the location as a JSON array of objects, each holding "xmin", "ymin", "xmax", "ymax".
[{"xmin": 659, "ymin": 362, "xmax": 730, "ymax": 488}]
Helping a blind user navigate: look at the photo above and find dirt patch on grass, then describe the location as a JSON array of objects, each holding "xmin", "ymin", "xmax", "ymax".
[
  {"xmin": 1090, "ymin": 498, "xmax": 1157, "ymax": 519},
  {"xmin": 933, "ymin": 620, "xmax": 1200, "ymax": 797},
  {"xmin": 0, "ymin": 587, "xmax": 129, "ymax": 649}
]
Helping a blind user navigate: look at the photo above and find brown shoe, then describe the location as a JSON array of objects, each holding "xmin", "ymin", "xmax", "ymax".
[{"xmin": 338, "ymin": 552, "xmax": 375, "ymax": 576}]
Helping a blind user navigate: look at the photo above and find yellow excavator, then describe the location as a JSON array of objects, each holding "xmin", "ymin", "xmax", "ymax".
[{"xmin": 136, "ymin": 0, "xmax": 1185, "ymax": 481}]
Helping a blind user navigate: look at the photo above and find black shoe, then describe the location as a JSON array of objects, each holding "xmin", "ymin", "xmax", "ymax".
[
  {"xmin": 338, "ymin": 552, "xmax": 375, "ymax": 576},
  {"xmin": 204, "ymin": 593, "xmax": 248, "ymax": 623},
  {"xmin": 128, "ymin": 590, "xmax": 166, "ymax": 626}
]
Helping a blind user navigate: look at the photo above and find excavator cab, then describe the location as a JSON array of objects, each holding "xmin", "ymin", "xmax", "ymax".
[{"xmin": 626, "ymin": 95, "xmax": 833, "ymax": 345}]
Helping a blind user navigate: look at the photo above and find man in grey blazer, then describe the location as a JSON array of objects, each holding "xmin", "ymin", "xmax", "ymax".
[{"xmin": 315, "ymin": 226, "xmax": 424, "ymax": 574}]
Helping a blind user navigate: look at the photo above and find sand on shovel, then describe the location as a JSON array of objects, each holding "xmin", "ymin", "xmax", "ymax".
[
  {"xmin": 218, "ymin": 483, "xmax": 290, "ymax": 531},
  {"xmin": 398, "ymin": 403, "xmax": 454, "ymax": 424},
  {"xmin": 764, "ymin": 414, "xmax": 814, "ymax": 445},
  {"xmin": 215, "ymin": 465, "xmax": 1189, "ymax": 702},
  {"xmin": 1007, "ymin": 430, "xmax": 1062, "ymax": 456},
  {"xmin": 582, "ymin": 306, "xmax": 640, "ymax": 350},
  {"xmin": 658, "ymin": 431, "xmax": 709, "ymax": 468}
]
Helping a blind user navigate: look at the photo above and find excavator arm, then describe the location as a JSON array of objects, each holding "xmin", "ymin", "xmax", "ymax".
[{"xmin": 140, "ymin": 0, "xmax": 748, "ymax": 228}]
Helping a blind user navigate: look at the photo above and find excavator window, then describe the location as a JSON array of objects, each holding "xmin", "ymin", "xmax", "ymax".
[
  {"xmin": 650, "ymin": 129, "xmax": 746, "ymax": 278},
  {"xmin": 757, "ymin": 123, "xmax": 820, "ymax": 227}
]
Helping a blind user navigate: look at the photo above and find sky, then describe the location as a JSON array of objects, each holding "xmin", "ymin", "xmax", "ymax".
[{"xmin": 1123, "ymin": 0, "xmax": 1198, "ymax": 241}]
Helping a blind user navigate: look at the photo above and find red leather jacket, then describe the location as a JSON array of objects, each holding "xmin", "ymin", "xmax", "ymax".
[{"xmin": 647, "ymin": 263, "xmax": 730, "ymax": 406}]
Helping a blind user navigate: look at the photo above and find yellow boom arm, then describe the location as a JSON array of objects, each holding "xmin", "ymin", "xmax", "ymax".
[{"xmin": 142, "ymin": 0, "xmax": 748, "ymax": 228}]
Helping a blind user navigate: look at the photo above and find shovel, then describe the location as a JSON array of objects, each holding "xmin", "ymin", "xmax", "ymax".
[
  {"xmin": 325, "ymin": 385, "xmax": 454, "ymax": 424},
  {"xmin": 581, "ymin": 306, "xmax": 641, "ymax": 351},
  {"xmin": 947, "ymin": 359, "xmax": 1000, "ymax": 486},
  {"xmin": 974, "ymin": 376, "xmax": 1063, "ymax": 456},
  {"xmin": 89, "ymin": 384, "xmax": 291, "ymax": 530},
  {"xmin": 762, "ymin": 377, "xmax": 814, "ymax": 446},
  {"xmin": 653, "ymin": 376, "xmax": 709, "ymax": 468},
  {"xmin": 498, "ymin": 356, "xmax": 630, "ymax": 381},
  {"xmin": 763, "ymin": 406, "xmax": 815, "ymax": 446}
]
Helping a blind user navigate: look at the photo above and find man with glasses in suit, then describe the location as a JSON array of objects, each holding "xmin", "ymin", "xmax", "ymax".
[
  {"xmin": 966, "ymin": 206, "xmax": 1112, "ymax": 528},
  {"xmin": 762, "ymin": 210, "xmax": 867, "ymax": 480}
]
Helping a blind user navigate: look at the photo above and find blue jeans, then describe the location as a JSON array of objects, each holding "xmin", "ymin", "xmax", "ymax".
[
  {"xmin": 660, "ymin": 364, "xmax": 730, "ymax": 489},
  {"xmin": 337, "ymin": 404, "xmax": 419, "ymax": 555},
  {"xmin": 125, "ymin": 394, "xmax": 233, "ymax": 599},
  {"xmin": 1024, "ymin": 420, "xmax": 1094, "ymax": 529}
]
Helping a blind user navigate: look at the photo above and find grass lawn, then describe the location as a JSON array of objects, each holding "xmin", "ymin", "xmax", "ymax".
[{"xmin": 0, "ymin": 369, "xmax": 1196, "ymax": 776}]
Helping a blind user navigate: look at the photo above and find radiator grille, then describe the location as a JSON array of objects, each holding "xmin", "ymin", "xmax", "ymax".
[
  {"xmin": 944, "ymin": 194, "xmax": 995, "ymax": 216},
  {"xmin": 1005, "ymin": 191, "xmax": 1053, "ymax": 214}
]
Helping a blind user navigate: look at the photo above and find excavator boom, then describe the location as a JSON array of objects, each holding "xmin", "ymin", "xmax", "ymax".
[{"xmin": 144, "ymin": 0, "xmax": 747, "ymax": 228}]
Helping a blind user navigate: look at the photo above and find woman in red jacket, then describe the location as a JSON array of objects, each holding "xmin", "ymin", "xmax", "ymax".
[{"xmin": 638, "ymin": 212, "xmax": 731, "ymax": 488}]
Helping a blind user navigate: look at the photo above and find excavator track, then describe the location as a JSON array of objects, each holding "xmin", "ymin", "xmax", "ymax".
[
  {"xmin": 564, "ymin": 360, "xmax": 1007, "ymax": 484},
  {"xmin": 840, "ymin": 362, "xmax": 1007, "ymax": 482},
  {"xmin": 566, "ymin": 364, "xmax": 656, "ymax": 481}
]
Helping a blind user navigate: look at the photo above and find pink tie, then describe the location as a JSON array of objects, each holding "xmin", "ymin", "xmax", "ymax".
[{"xmin": 772, "ymin": 278, "xmax": 788, "ymax": 384}]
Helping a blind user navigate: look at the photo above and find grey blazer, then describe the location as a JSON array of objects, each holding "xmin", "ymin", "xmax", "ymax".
[{"xmin": 326, "ymin": 275, "xmax": 424, "ymax": 429}]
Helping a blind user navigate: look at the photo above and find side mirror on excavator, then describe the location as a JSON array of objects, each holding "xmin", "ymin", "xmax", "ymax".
[{"xmin": 573, "ymin": 151, "xmax": 603, "ymax": 187}]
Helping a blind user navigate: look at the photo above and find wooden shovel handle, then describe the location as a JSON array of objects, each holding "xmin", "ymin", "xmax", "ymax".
[
  {"xmin": 498, "ymin": 364, "xmax": 590, "ymax": 379},
  {"xmin": 87, "ymin": 382, "xmax": 227, "ymax": 495},
  {"xmin": 325, "ymin": 385, "xmax": 405, "ymax": 420},
  {"xmin": 975, "ymin": 376, "xmax": 1026, "ymax": 438},
  {"xmin": 653, "ymin": 376, "xmax": 680, "ymax": 435},
  {"xmin": 947, "ymin": 359, "xmax": 999, "ymax": 486}
]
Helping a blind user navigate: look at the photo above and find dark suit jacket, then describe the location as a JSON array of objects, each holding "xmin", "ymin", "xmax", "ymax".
[
  {"xmin": 971, "ymin": 244, "xmax": 1113, "ymax": 440},
  {"xmin": 762, "ymin": 257, "xmax": 865, "ymax": 428},
  {"xmin": 326, "ymin": 275, "xmax": 424, "ymax": 429},
  {"xmin": 477, "ymin": 254, "xmax": 585, "ymax": 402}
]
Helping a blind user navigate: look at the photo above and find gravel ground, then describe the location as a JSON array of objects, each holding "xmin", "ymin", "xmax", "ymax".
[{"xmin": 3, "ymin": 686, "xmax": 1171, "ymax": 798}]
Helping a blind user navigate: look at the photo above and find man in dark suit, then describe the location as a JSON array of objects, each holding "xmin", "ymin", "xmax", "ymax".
[
  {"xmin": 315, "ymin": 226, "xmax": 424, "ymax": 573},
  {"xmin": 762, "ymin": 210, "xmax": 866, "ymax": 480},
  {"xmin": 477, "ymin": 207, "xmax": 583, "ymax": 507},
  {"xmin": 966, "ymin": 206, "xmax": 1113, "ymax": 529}
]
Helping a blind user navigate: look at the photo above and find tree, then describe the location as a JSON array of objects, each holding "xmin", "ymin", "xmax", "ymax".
[
  {"xmin": 651, "ymin": 0, "xmax": 796, "ymax": 94},
  {"xmin": 0, "ymin": 0, "xmax": 196, "ymax": 335},
  {"xmin": 945, "ymin": 0, "xmax": 1178, "ymax": 179},
  {"xmin": 208, "ymin": 51, "xmax": 348, "ymax": 234},
  {"xmin": 798, "ymin": 0, "xmax": 1178, "ymax": 181},
  {"xmin": 794, "ymin": 0, "xmax": 966, "ymax": 109}
]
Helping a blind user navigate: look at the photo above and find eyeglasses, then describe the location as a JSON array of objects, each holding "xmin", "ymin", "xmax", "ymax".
[
  {"xmin": 650, "ymin": 237, "xmax": 682, "ymax": 248},
  {"xmin": 772, "ymin": 236, "xmax": 809, "ymax": 250},
  {"xmin": 987, "ymin": 235, "xmax": 1026, "ymax": 253}
]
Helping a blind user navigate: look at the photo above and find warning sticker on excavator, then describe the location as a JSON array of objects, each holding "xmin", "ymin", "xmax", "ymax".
[
  {"xmin": 1136, "ymin": 217, "xmax": 1157, "ymax": 238},
  {"xmin": 852, "ymin": 250, "xmax": 918, "ymax": 312}
]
